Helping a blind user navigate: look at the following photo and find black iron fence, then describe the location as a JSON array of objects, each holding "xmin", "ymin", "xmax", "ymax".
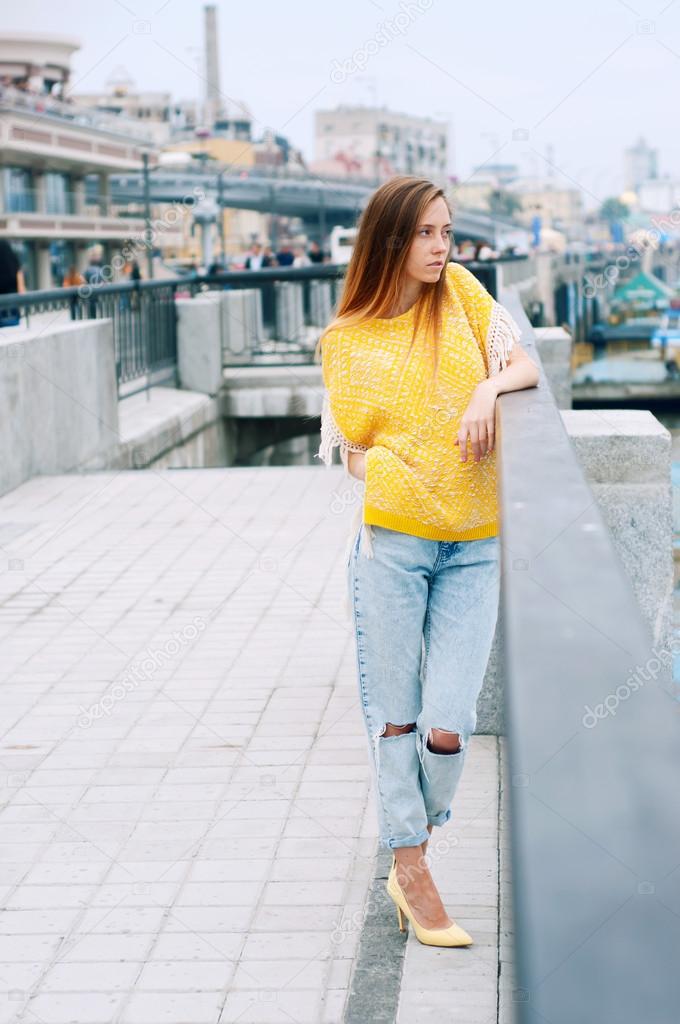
[
  {"xmin": 192, "ymin": 256, "xmax": 501, "ymax": 310},
  {"xmin": 0, "ymin": 258, "xmax": 518, "ymax": 394},
  {"xmin": 182, "ymin": 260, "xmax": 507, "ymax": 365},
  {"xmin": 0, "ymin": 279, "xmax": 180, "ymax": 397}
]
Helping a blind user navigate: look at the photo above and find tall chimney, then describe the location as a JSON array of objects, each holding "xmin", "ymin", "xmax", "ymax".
[{"xmin": 204, "ymin": 4, "xmax": 221, "ymax": 128}]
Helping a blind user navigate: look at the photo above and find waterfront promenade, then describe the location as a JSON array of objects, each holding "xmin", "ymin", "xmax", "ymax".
[{"xmin": 0, "ymin": 465, "xmax": 509, "ymax": 1024}]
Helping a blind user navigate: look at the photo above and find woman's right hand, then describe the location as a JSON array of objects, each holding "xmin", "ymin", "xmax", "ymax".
[{"xmin": 347, "ymin": 450, "xmax": 367, "ymax": 481}]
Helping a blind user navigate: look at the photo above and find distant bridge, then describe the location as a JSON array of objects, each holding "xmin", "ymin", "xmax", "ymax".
[{"xmin": 107, "ymin": 168, "xmax": 529, "ymax": 245}]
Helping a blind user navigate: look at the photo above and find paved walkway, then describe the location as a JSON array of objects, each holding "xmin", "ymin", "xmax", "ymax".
[
  {"xmin": 0, "ymin": 467, "xmax": 508, "ymax": 1023},
  {"xmin": 394, "ymin": 737, "xmax": 510, "ymax": 1024}
]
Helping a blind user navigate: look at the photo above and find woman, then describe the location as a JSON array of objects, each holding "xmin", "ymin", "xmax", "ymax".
[
  {"xmin": 0, "ymin": 239, "xmax": 25, "ymax": 327},
  {"xmin": 314, "ymin": 176, "xmax": 540, "ymax": 948}
]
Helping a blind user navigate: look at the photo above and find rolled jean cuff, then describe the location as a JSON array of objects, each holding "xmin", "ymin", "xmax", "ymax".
[
  {"xmin": 426, "ymin": 808, "xmax": 451, "ymax": 827},
  {"xmin": 381, "ymin": 826, "xmax": 431, "ymax": 850}
]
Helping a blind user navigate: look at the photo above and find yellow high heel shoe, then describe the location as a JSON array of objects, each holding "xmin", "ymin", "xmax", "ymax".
[{"xmin": 386, "ymin": 858, "xmax": 473, "ymax": 947}]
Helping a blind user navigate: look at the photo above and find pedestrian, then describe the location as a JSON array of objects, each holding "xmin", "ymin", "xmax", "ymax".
[
  {"xmin": 475, "ymin": 241, "xmax": 495, "ymax": 260},
  {"xmin": 244, "ymin": 242, "xmax": 271, "ymax": 270},
  {"xmin": 307, "ymin": 240, "xmax": 325, "ymax": 264},
  {"xmin": 62, "ymin": 264, "xmax": 84, "ymax": 287},
  {"xmin": 314, "ymin": 175, "xmax": 539, "ymax": 948},
  {"xmin": 125, "ymin": 259, "xmax": 142, "ymax": 310},
  {"xmin": 275, "ymin": 241, "xmax": 294, "ymax": 267},
  {"xmin": 83, "ymin": 246, "xmax": 106, "ymax": 286},
  {"xmin": 0, "ymin": 239, "xmax": 25, "ymax": 327},
  {"xmin": 292, "ymin": 245, "xmax": 310, "ymax": 268}
]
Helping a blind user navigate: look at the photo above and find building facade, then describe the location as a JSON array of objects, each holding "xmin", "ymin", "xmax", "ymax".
[
  {"xmin": 624, "ymin": 137, "xmax": 659, "ymax": 193},
  {"xmin": 312, "ymin": 105, "xmax": 448, "ymax": 183},
  {"xmin": 0, "ymin": 32, "xmax": 154, "ymax": 289}
]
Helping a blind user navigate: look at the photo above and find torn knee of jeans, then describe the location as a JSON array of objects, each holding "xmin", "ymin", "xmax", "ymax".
[
  {"xmin": 426, "ymin": 727, "xmax": 463, "ymax": 754},
  {"xmin": 371, "ymin": 722, "xmax": 414, "ymax": 782},
  {"xmin": 382, "ymin": 722, "xmax": 417, "ymax": 738}
]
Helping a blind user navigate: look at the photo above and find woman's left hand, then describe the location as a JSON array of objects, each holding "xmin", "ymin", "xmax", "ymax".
[{"xmin": 454, "ymin": 380, "xmax": 498, "ymax": 463}]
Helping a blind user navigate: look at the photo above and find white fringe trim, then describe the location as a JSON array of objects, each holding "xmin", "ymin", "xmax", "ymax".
[
  {"xmin": 315, "ymin": 390, "xmax": 370, "ymax": 468},
  {"xmin": 315, "ymin": 393, "xmax": 374, "ymax": 558},
  {"xmin": 486, "ymin": 300, "xmax": 522, "ymax": 377}
]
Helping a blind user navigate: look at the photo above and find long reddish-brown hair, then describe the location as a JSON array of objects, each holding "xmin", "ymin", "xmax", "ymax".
[{"xmin": 314, "ymin": 175, "xmax": 453, "ymax": 380}]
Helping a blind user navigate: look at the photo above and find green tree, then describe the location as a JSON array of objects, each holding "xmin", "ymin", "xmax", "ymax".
[
  {"xmin": 488, "ymin": 190, "xmax": 522, "ymax": 217},
  {"xmin": 599, "ymin": 197, "xmax": 630, "ymax": 224}
]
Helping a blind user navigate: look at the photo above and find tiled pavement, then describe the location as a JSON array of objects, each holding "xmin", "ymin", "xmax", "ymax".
[
  {"xmin": 395, "ymin": 737, "xmax": 510, "ymax": 1024},
  {"xmin": 0, "ymin": 467, "xmax": 508, "ymax": 1024}
]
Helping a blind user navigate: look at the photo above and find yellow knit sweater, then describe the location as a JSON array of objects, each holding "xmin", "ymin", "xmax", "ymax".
[{"xmin": 317, "ymin": 261, "xmax": 525, "ymax": 547}]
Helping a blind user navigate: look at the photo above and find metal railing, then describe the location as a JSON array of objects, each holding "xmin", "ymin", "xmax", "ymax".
[
  {"xmin": 0, "ymin": 280, "xmax": 179, "ymax": 398},
  {"xmin": 0, "ymin": 84, "xmax": 155, "ymax": 143},
  {"xmin": 0, "ymin": 259, "xmax": 516, "ymax": 394},
  {"xmin": 182, "ymin": 260, "xmax": 508, "ymax": 367},
  {"xmin": 1, "ymin": 189, "xmax": 138, "ymax": 217}
]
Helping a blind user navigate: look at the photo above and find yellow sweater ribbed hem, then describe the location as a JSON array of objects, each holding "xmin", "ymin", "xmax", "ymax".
[{"xmin": 363, "ymin": 503, "xmax": 499, "ymax": 542}]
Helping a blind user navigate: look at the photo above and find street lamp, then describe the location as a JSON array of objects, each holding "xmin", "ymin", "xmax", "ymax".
[
  {"xmin": 217, "ymin": 169, "xmax": 225, "ymax": 266},
  {"xmin": 141, "ymin": 152, "xmax": 156, "ymax": 280}
]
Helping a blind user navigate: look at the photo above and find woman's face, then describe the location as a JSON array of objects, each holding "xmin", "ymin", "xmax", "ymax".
[{"xmin": 404, "ymin": 196, "xmax": 452, "ymax": 284}]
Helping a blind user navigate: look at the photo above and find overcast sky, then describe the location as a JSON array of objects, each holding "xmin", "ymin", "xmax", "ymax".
[{"xmin": 5, "ymin": 0, "xmax": 678, "ymax": 210}]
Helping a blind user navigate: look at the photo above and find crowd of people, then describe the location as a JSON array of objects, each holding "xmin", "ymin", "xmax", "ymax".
[
  {"xmin": 211, "ymin": 239, "xmax": 328, "ymax": 274},
  {"xmin": 247, "ymin": 240, "xmax": 300, "ymax": 269},
  {"xmin": 454, "ymin": 238, "xmax": 501, "ymax": 261},
  {"xmin": 208, "ymin": 237, "xmax": 514, "ymax": 275}
]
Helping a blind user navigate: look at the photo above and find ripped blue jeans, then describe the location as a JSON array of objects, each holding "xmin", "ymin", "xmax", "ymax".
[{"xmin": 347, "ymin": 523, "xmax": 501, "ymax": 850}]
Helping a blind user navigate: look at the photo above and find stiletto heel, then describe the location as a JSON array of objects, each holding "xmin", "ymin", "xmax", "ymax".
[{"xmin": 386, "ymin": 859, "xmax": 473, "ymax": 948}]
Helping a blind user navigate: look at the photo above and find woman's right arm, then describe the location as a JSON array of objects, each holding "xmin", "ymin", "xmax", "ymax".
[{"xmin": 317, "ymin": 327, "xmax": 373, "ymax": 470}]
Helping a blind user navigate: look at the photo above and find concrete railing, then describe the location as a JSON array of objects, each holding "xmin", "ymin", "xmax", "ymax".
[
  {"xmin": 496, "ymin": 289, "xmax": 679, "ymax": 1023},
  {"xmin": 0, "ymin": 319, "xmax": 118, "ymax": 498},
  {"xmin": 176, "ymin": 282, "xmax": 331, "ymax": 392},
  {"xmin": 176, "ymin": 288, "xmax": 264, "ymax": 394}
]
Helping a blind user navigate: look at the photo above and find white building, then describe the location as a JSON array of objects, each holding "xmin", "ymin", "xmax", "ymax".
[
  {"xmin": 0, "ymin": 32, "xmax": 155, "ymax": 289},
  {"xmin": 76, "ymin": 70, "xmax": 253, "ymax": 148},
  {"xmin": 312, "ymin": 105, "xmax": 448, "ymax": 183},
  {"xmin": 624, "ymin": 137, "xmax": 658, "ymax": 193},
  {"xmin": 636, "ymin": 177, "xmax": 680, "ymax": 215},
  {"xmin": 76, "ymin": 69, "xmax": 195, "ymax": 147},
  {"xmin": 503, "ymin": 177, "xmax": 585, "ymax": 232}
]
